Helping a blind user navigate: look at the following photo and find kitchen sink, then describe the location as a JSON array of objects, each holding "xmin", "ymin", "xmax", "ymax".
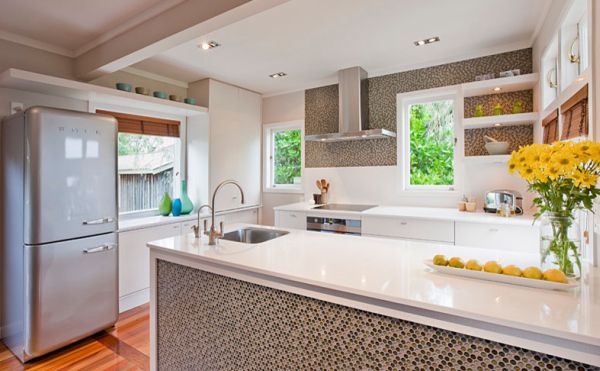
[{"xmin": 220, "ymin": 228, "xmax": 289, "ymax": 244}]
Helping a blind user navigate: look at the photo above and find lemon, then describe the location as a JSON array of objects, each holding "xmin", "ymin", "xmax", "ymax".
[
  {"xmin": 433, "ymin": 254, "xmax": 448, "ymax": 266},
  {"xmin": 502, "ymin": 265, "xmax": 522, "ymax": 277},
  {"xmin": 448, "ymin": 257, "xmax": 464, "ymax": 269},
  {"xmin": 465, "ymin": 259, "xmax": 482, "ymax": 271},
  {"xmin": 522, "ymin": 267, "xmax": 543, "ymax": 280},
  {"xmin": 543, "ymin": 269, "xmax": 568, "ymax": 284},
  {"xmin": 483, "ymin": 261, "xmax": 502, "ymax": 274}
]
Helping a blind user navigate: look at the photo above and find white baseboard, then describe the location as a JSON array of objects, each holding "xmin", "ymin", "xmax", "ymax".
[{"xmin": 119, "ymin": 288, "xmax": 149, "ymax": 313}]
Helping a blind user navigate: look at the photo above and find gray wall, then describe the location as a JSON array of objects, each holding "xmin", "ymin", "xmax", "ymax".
[
  {"xmin": 261, "ymin": 91, "xmax": 305, "ymax": 225},
  {"xmin": 0, "ymin": 39, "xmax": 75, "ymax": 79},
  {"xmin": 305, "ymin": 48, "xmax": 533, "ymax": 168}
]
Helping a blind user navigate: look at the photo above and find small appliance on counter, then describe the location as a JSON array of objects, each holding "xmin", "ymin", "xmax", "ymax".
[{"xmin": 484, "ymin": 190, "xmax": 523, "ymax": 215}]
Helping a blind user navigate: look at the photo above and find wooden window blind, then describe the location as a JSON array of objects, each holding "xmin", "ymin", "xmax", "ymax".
[
  {"xmin": 96, "ymin": 110, "xmax": 180, "ymax": 138},
  {"xmin": 542, "ymin": 109, "xmax": 559, "ymax": 144},
  {"xmin": 560, "ymin": 84, "xmax": 588, "ymax": 140}
]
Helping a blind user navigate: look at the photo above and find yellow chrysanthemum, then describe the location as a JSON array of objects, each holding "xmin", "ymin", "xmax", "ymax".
[
  {"xmin": 519, "ymin": 166, "xmax": 537, "ymax": 183},
  {"xmin": 551, "ymin": 151, "xmax": 577, "ymax": 173},
  {"xmin": 545, "ymin": 164, "xmax": 562, "ymax": 181},
  {"xmin": 580, "ymin": 173, "xmax": 598, "ymax": 189}
]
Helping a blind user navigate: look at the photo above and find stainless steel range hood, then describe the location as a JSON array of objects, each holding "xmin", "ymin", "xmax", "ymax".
[{"xmin": 305, "ymin": 66, "xmax": 396, "ymax": 142}]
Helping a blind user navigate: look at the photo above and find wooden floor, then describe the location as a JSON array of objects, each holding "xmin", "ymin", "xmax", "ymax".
[{"xmin": 0, "ymin": 304, "xmax": 150, "ymax": 371}]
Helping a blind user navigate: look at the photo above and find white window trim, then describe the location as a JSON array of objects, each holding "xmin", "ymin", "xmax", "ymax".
[
  {"xmin": 396, "ymin": 86, "xmax": 464, "ymax": 196},
  {"xmin": 263, "ymin": 120, "xmax": 304, "ymax": 194}
]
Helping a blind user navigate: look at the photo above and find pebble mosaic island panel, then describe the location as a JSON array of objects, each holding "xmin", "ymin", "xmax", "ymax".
[
  {"xmin": 156, "ymin": 260, "xmax": 595, "ymax": 370},
  {"xmin": 305, "ymin": 48, "xmax": 533, "ymax": 168}
]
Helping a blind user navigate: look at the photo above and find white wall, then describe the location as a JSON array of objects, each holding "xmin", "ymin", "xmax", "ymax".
[{"xmin": 261, "ymin": 91, "xmax": 305, "ymax": 225}]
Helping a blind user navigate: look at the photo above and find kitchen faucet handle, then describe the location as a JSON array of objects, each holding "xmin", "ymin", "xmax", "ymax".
[
  {"xmin": 203, "ymin": 219, "xmax": 208, "ymax": 233},
  {"xmin": 219, "ymin": 221, "xmax": 224, "ymax": 236}
]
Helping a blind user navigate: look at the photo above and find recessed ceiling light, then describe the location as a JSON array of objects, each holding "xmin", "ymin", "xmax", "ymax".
[
  {"xmin": 414, "ymin": 36, "xmax": 440, "ymax": 46},
  {"xmin": 199, "ymin": 41, "xmax": 219, "ymax": 50},
  {"xmin": 493, "ymin": 87, "xmax": 502, "ymax": 92},
  {"xmin": 269, "ymin": 72, "xmax": 287, "ymax": 78}
]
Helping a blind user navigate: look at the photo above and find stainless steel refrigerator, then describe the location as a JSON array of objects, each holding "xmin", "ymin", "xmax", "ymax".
[{"xmin": 1, "ymin": 106, "xmax": 119, "ymax": 362}]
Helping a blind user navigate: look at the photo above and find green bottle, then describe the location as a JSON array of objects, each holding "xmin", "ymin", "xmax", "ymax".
[
  {"xmin": 474, "ymin": 104, "xmax": 484, "ymax": 117},
  {"xmin": 159, "ymin": 192, "xmax": 172, "ymax": 216}
]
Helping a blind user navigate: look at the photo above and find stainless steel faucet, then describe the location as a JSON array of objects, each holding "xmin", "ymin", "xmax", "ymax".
[{"xmin": 191, "ymin": 180, "xmax": 245, "ymax": 245}]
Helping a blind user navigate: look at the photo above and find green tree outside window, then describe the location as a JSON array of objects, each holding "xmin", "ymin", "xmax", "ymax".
[
  {"xmin": 273, "ymin": 129, "xmax": 302, "ymax": 185},
  {"xmin": 409, "ymin": 100, "xmax": 454, "ymax": 186}
]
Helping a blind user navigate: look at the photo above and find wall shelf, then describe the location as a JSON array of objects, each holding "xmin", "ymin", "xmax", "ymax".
[
  {"xmin": 462, "ymin": 73, "xmax": 539, "ymax": 98},
  {"xmin": 464, "ymin": 155, "xmax": 511, "ymax": 164},
  {"xmin": 0, "ymin": 68, "xmax": 208, "ymax": 117},
  {"xmin": 463, "ymin": 112, "xmax": 538, "ymax": 129}
]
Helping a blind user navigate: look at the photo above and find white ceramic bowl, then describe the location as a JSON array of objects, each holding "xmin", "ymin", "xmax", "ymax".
[{"xmin": 485, "ymin": 141, "xmax": 510, "ymax": 155}]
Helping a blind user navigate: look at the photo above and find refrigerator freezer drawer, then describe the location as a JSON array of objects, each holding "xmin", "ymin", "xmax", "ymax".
[{"xmin": 24, "ymin": 233, "xmax": 118, "ymax": 359}]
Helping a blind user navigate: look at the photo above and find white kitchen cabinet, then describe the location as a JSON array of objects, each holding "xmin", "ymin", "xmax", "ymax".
[
  {"xmin": 118, "ymin": 223, "xmax": 182, "ymax": 311},
  {"xmin": 191, "ymin": 79, "xmax": 261, "ymax": 212},
  {"xmin": 274, "ymin": 210, "xmax": 307, "ymax": 230},
  {"xmin": 362, "ymin": 216, "xmax": 454, "ymax": 243},
  {"xmin": 454, "ymin": 222, "xmax": 539, "ymax": 253}
]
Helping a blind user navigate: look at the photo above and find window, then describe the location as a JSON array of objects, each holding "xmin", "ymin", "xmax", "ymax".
[
  {"xmin": 400, "ymin": 93, "xmax": 458, "ymax": 192},
  {"xmin": 264, "ymin": 121, "xmax": 303, "ymax": 192},
  {"xmin": 97, "ymin": 110, "xmax": 182, "ymax": 215}
]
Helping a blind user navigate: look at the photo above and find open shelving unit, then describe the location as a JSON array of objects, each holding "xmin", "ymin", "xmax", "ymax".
[
  {"xmin": 463, "ymin": 112, "xmax": 539, "ymax": 129},
  {"xmin": 0, "ymin": 68, "xmax": 208, "ymax": 117},
  {"xmin": 461, "ymin": 73, "xmax": 539, "ymax": 97}
]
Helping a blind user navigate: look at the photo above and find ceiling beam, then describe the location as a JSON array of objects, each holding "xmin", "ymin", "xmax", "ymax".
[{"xmin": 75, "ymin": 0, "xmax": 288, "ymax": 80}]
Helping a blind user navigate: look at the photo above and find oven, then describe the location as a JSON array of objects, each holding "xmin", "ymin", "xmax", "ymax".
[{"xmin": 306, "ymin": 216, "xmax": 362, "ymax": 235}]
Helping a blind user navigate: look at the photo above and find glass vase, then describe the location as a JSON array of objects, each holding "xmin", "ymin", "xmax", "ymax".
[
  {"xmin": 180, "ymin": 180, "xmax": 194, "ymax": 215},
  {"xmin": 540, "ymin": 213, "xmax": 581, "ymax": 279},
  {"xmin": 159, "ymin": 192, "xmax": 172, "ymax": 216}
]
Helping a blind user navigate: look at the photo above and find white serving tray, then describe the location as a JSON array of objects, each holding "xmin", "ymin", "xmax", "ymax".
[{"xmin": 424, "ymin": 260, "xmax": 579, "ymax": 291}]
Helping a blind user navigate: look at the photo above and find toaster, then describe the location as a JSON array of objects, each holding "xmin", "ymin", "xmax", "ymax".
[{"xmin": 484, "ymin": 190, "xmax": 523, "ymax": 214}]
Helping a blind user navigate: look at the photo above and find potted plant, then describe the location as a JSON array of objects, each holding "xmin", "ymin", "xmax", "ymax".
[{"xmin": 508, "ymin": 141, "xmax": 600, "ymax": 278}]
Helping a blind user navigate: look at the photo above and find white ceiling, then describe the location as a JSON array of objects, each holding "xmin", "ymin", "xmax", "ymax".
[
  {"xmin": 132, "ymin": 0, "xmax": 550, "ymax": 96},
  {"xmin": 0, "ymin": 0, "xmax": 185, "ymax": 56}
]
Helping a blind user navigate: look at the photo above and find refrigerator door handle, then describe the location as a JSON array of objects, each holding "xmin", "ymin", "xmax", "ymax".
[
  {"xmin": 83, "ymin": 243, "xmax": 116, "ymax": 254},
  {"xmin": 82, "ymin": 217, "xmax": 115, "ymax": 225}
]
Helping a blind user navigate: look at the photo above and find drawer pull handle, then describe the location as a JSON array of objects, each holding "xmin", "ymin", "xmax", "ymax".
[
  {"xmin": 400, "ymin": 222, "xmax": 408, "ymax": 225},
  {"xmin": 290, "ymin": 214, "xmax": 297, "ymax": 218},
  {"xmin": 83, "ymin": 217, "xmax": 114, "ymax": 225},
  {"xmin": 84, "ymin": 244, "xmax": 116, "ymax": 254},
  {"xmin": 489, "ymin": 228, "xmax": 499, "ymax": 232}
]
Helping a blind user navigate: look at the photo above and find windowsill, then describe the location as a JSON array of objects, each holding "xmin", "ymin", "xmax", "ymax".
[{"xmin": 263, "ymin": 186, "xmax": 304, "ymax": 194}]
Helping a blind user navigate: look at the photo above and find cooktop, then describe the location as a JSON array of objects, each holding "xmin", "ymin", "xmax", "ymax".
[{"xmin": 313, "ymin": 204, "xmax": 377, "ymax": 212}]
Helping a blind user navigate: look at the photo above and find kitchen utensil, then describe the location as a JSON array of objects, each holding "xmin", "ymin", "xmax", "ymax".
[
  {"xmin": 484, "ymin": 190, "xmax": 523, "ymax": 214},
  {"xmin": 135, "ymin": 87, "xmax": 149, "ymax": 95},
  {"xmin": 484, "ymin": 141, "xmax": 510, "ymax": 155},
  {"xmin": 153, "ymin": 91, "xmax": 168, "ymax": 99},
  {"xmin": 483, "ymin": 135, "xmax": 498, "ymax": 143},
  {"xmin": 316, "ymin": 180, "xmax": 323, "ymax": 191},
  {"xmin": 115, "ymin": 82, "xmax": 132, "ymax": 92}
]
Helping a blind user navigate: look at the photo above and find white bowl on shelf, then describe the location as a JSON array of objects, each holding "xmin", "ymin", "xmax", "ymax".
[{"xmin": 485, "ymin": 141, "xmax": 510, "ymax": 155}]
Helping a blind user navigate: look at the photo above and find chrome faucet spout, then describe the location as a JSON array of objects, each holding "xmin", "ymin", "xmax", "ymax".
[{"xmin": 201, "ymin": 180, "xmax": 245, "ymax": 245}]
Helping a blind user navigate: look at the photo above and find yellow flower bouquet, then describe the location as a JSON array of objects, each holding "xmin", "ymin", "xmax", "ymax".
[{"xmin": 508, "ymin": 141, "xmax": 600, "ymax": 278}]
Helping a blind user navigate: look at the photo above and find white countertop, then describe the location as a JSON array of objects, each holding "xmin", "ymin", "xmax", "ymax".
[
  {"xmin": 118, "ymin": 205, "xmax": 261, "ymax": 232},
  {"xmin": 274, "ymin": 202, "xmax": 538, "ymax": 226},
  {"xmin": 148, "ymin": 224, "xmax": 599, "ymax": 353}
]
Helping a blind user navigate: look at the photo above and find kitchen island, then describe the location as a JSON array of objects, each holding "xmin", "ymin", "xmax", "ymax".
[{"xmin": 147, "ymin": 224, "xmax": 600, "ymax": 370}]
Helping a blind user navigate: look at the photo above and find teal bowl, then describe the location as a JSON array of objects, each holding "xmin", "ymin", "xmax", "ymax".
[
  {"xmin": 184, "ymin": 97, "xmax": 197, "ymax": 105},
  {"xmin": 153, "ymin": 91, "xmax": 168, "ymax": 99},
  {"xmin": 116, "ymin": 83, "xmax": 132, "ymax": 92}
]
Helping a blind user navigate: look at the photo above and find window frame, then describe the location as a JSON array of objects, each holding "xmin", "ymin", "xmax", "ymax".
[
  {"xmin": 397, "ymin": 87, "xmax": 463, "ymax": 195},
  {"xmin": 91, "ymin": 103, "xmax": 186, "ymax": 218},
  {"xmin": 263, "ymin": 120, "xmax": 304, "ymax": 194}
]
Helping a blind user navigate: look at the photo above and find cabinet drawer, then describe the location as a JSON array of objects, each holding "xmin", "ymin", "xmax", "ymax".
[
  {"xmin": 362, "ymin": 216, "xmax": 454, "ymax": 243},
  {"xmin": 455, "ymin": 222, "xmax": 539, "ymax": 252},
  {"xmin": 275, "ymin": 211, "xmax": 306, "ymax": 230}
]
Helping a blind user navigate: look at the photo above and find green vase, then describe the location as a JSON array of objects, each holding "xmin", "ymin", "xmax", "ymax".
[
  {"xmin": 159, "ymin": 192, "xmax": 172, "ymax": 216},
  {"xmin": 180, "ymin": 180, "xmax": 194, "ymax": 215}
]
